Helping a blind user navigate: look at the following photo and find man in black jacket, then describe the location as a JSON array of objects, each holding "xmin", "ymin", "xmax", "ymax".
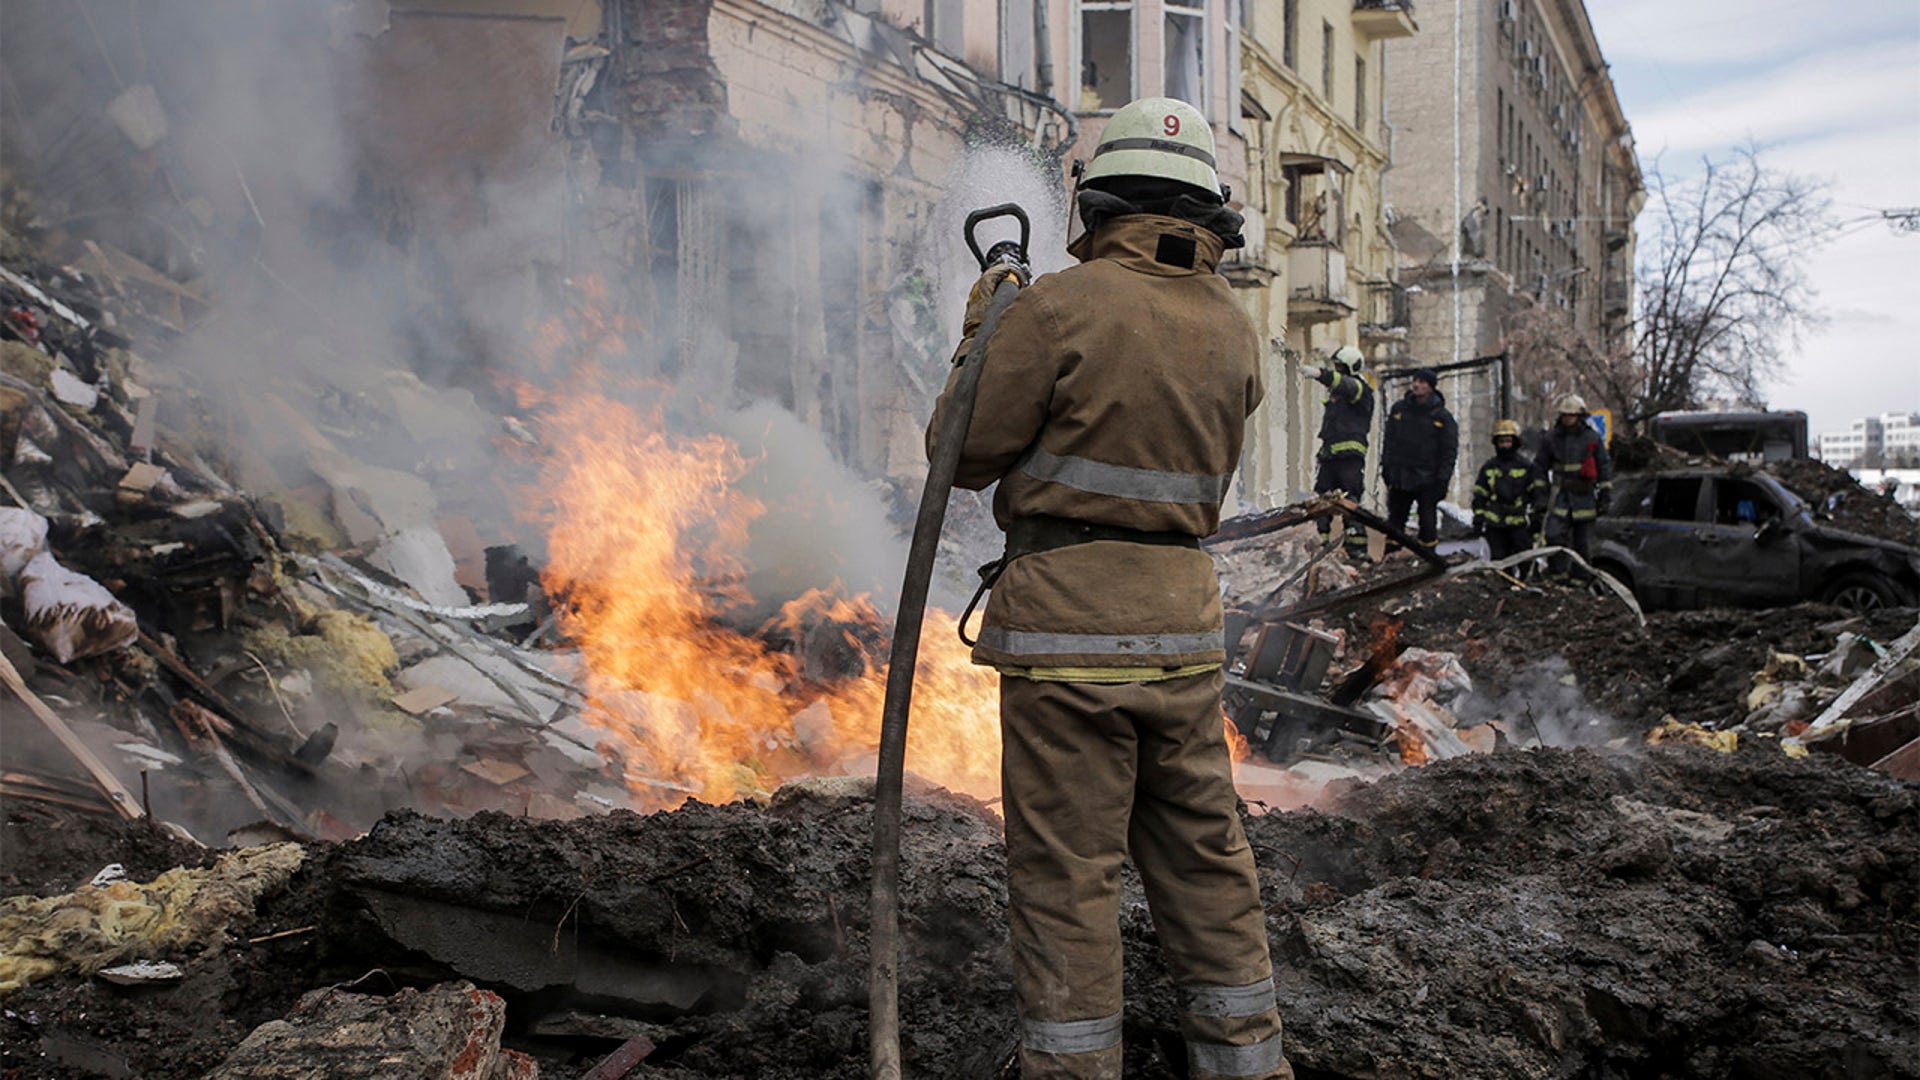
[
  {"xmin": 1380, "ymin": 368, "xmax": 1458, "ymax": 549},
  {"xmin": 1303, "ymin": 345, "xmax": 1373, "ymax": 559}
]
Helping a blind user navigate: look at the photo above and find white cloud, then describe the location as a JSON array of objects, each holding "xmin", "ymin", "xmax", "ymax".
[
  {"xmin": 1628, "ymin": 40, "xmax": 1920, "ymax": 162},
  {"xmin": 1592, "ymin": 0, "xmax": 1917, "ymax": 68}
]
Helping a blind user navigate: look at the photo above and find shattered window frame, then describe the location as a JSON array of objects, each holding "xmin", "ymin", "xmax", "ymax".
[
  {"xmin": 1164, "ymin": 0, "xmax": 1207, "ymax": 119},
  {"xmin": 1077, "ymin": 0, "xmax": 1135, "ymax": 113}
]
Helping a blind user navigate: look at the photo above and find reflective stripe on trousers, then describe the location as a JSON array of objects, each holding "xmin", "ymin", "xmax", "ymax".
[
  {"xmin": 975, "ymin": 626, "xmax": 1224, "ymax": 658},
  {"xmin": 1183, "ymin": 977, "xmax": 1275, "ymax": 1018},
  {"xmin": 1022, "ymin": 1012, "xmax": 1124, "ymax": 1055},
  {"xmin": 1020, "ymin": 446, "xmax": 1234, "ymax": 504},
  {"xmin": 1188, "ymin": 1031, "xmax": 1285, "ymax": 1077}
]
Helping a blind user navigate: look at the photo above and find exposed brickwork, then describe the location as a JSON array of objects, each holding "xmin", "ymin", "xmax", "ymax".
[{"xmin": 616, "ymin": 0, "xmax": 732, "ymax": 138}]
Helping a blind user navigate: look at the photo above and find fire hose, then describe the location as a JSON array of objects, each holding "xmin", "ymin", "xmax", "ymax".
[{"xmin": 869, "ymin": 203, "xmax": 1030, "ymax": 1080}]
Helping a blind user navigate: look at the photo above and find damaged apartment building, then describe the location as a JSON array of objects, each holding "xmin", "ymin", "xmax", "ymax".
[{"xmin": 1, "ymin": 0, "xmax": 1455, "ymax": 507}]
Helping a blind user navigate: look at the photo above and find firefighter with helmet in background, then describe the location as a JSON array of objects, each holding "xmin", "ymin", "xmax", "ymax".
[
  {"xmin": 1302, "ymin": 344, "xmax": 1374, "ymax": 560},
  {"xmin": 1537, "ymin": 393, "xmax": 1612, "ymax": 579},
  {"xmin": 1471, "ymin": 419, "xmax": 1547, "ymax": 561},
  {"xmin": 929, "ymin": 96, "xmax": 1290, "ymax": 1080}
]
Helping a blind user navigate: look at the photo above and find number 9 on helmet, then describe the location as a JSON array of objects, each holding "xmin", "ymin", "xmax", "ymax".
[{"xmin": 1081, "ymin": 97, "xmax": 1220, "ymax": 198}]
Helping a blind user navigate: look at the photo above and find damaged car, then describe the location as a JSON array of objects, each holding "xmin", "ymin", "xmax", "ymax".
[{"xmin": 1593, "ymin": 469, "xmax": 1920, "ymax": 612}]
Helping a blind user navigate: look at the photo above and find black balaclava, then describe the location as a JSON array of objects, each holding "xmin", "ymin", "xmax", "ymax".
[{"xmin": 1077, "ymin": 175, "xmax": 1247, "ymax": 250}]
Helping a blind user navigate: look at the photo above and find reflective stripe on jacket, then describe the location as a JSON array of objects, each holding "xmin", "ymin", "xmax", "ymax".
[
  {"xmin": 1471, "ymin": 448, "xmax": 1546, "ymax": 526},
  {"xmin": 1538, "ymin": 421, "xmax": 1613, "ymax": 500},
  {"xmin": 1315, "ymin": 369, "xmax": 1372, "ymax": 458},
  {"xmin": 928, "ymin": 214, "xmax": 1262, "ymax": 669}
]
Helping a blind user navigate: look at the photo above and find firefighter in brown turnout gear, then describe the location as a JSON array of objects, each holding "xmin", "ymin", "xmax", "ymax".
[
  {"xmin": 1537, "ymin": 393, "xmax": 1612, "ymax": 579},
  {"xmin": 1304, "ymin": 345, "xmax": 1373, "ymax": 560},
  {"xmin": 1471, "ymin": 419, "xmax": 1546, "ymax": 561},
  {"xmin": 928, "ymin": 97, "xmax": 1288, "ymax": 1080}
]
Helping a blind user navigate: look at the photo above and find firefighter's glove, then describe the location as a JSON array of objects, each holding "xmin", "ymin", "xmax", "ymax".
[
  {"xmin": 1596, "ymin": 489, "xmax": 1612, "ymax": 515},
  {"xmin": 1471, "ymin": 518, "xmax": 1485, "ymax": 537},
  {"xmin": 1301, "ymin": 365, "xmax": 1325, "ymax": 381},
  {"xmin": 961, "ymin": 264, "xmax": 1028, "ymax": 340}
]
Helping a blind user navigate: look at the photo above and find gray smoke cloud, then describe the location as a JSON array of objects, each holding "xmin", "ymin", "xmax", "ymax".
[{"xmin": 1455, "ymin": 656, "xmax": 1627, "ymax": 748}]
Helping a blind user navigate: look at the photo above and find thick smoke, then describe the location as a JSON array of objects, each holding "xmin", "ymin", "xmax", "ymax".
[{"xmin": 1455, "ymin": 656, "xmax": 1628, "ymax": 748}]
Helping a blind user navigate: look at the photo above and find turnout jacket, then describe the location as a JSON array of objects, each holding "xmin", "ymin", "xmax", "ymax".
[
  {"xmin": 1471, "ymin": 447, "xmax": 1547, "ymax": 527},
  {"xmin": 927, "ymin": 214, "xmax": 1262, "ymax": 670},
  {"xmin": 1538, "ymin": 421, "xmax": 1613, "ymax": 518},
  {"xmin": 1315, "ymin": 368, "xmax": 1373, "ymax": 458},
  {"xmin": 1381, "ymin": 389, "xmax": 1459, "ymax": 493}
]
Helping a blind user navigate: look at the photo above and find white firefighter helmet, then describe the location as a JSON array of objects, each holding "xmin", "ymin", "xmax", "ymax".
[
  {"xmin": 1081, "ymin": 97, "xmax": 1220, "ymax": 196},
  {"xmin": 1556, "ymin": 393, "xmax": 1589, "ymax": 415},
  {"xmin": 1332, "ymin": 345, "xmax": 1365, "ymax": 373}
]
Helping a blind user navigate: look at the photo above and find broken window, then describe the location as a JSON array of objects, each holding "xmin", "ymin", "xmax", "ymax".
[
  {"xmin": 923, "ymin": 0, "xmax": 964, "ymax": 56},
  {"xmin": 818, "ymin": 182, "xmax": 868, "ymax": 460},
  {"xmin": 644, "ymin": 176, "xmax": 682, "ymax": 375},
  {"xmin": 1281, "ymin": 156, "xmax": 1347, "ymax": 243},
  {"xmin": 1321, "ymin": 20, "xmax": 1334, "ymax": 100},
  {"xmin": 1713, "ymin": 478, "xmax": 1783, "ymax": 527},
  {"xmin": 1282, "ymin": 0, "xmax": 1297, "ymax": 68},
  {"xmin": 1612, "ymin": 477, "xmax": 1654, "ymax": 518},
  {"xmin": 1354, "ymin": 56, "xmax": 1366, "ymax": 131},
  {"xmin": 999, "ymin": 0, "xmax": 1036, "ymax": 90},
  {"xmin": 1079, "ymin": 1, "xmax": 1133, "ymax": 111},
  {"xmin": 1650, "ymin": 477, "xmax": 1705, "ymax": 523},
  {"xmin": 1164, "ymin": 0, "xmax": 1206, "ymax": 115}
]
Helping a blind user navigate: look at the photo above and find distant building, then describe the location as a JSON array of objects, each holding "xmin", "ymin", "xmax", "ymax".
[
  {"xmin": 1229, "ymin": 0, "xmax": 1417, "ymax": 503},
  {"xmin": 1380, "ymin": 0, "xmax": 1642, "ymax": 491},
  {"xmin": 1820, "ymin": 413, "xmax": 1920, "ymax": 468}
]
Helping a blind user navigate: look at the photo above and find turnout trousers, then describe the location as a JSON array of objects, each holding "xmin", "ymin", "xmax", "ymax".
[
  {"xmin": 1000, "ymin": 670, "xmax": 1287, "ymax": 1080},
  {"xmin": 1545, "ymin": 491, "xmax": 1597, "ymax": 578},
  {"xmin": 1312, "ymin": 454, "xmax": 1370, "ymax": 559},
  {"xmin": 1484, "ymin": 524, "xmax": 1532, "ymax": 562}
]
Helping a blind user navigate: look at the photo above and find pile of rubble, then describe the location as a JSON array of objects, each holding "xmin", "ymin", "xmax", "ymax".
[
  {"xmin": 3, "ymin": 746, "xmax": 1915, "ymax": 1079},
  {"xmin": 0, "ymin": 208, "xmax": 647, "ymax": 846}
]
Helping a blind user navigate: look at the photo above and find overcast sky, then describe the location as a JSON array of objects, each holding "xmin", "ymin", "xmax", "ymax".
[{"xmin": 1583, "ymin": 0, "xmax": 1920, "ymax": 439}]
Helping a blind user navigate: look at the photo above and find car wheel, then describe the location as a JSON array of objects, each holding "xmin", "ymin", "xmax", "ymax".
[{"xmin": 1820, "ymin": 572, "xmax": 1900, "ymax": 613}]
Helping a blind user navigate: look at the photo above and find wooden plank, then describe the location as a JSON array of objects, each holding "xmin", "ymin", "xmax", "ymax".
[
  {"xmin": 0, "ymin": 648, "xmax": 143, "ymax": 818},
  {"xmin": 581, "ymin": 1036, "xmax": 656, "ymax": 1080}
]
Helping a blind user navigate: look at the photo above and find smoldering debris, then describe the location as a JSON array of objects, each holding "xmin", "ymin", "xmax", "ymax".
[{"xmin": 3, "ymin": 751, "xmax": 1916, "ymax": 1079}]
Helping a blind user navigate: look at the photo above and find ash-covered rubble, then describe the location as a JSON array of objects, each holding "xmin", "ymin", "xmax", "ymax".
[
  {"xmin": 3, "ymin": 749, "xmax": 1915, "ymax": 1079},
  {"xmin": 0, "ymin": 190, "xmax": 662, "ymax": 844}
]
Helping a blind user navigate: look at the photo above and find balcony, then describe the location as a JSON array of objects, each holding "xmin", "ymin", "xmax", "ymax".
[
  {"xmin": 1603, "ymin": 281, "xmax": 1630, "ymax": 318},
  {"xmin": 1288, "ymin": 239, "xmax": 1353, "ymax": 325},
  {"xmin": 1358, "ymin": 281, "xmax": 1410, "ymax": 344},
  {"xmin": 1353, "ymin": 0, "xmax": 1417, "ymax": 39}
]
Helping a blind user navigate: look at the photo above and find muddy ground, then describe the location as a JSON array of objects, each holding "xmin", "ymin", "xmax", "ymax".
[
  {"xmin": 1324, "ymin": 571, "xmax": 1918, "ymax": 731},
  {"xmin": 5, "ymin": 745, "xmax": 1915, "ymax": 1079}
]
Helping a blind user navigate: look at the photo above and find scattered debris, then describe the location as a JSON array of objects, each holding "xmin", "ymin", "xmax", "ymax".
[
  {"xmin": 0, "ymin": 842, "xmax": 303, "ymax": 990},
  {"xmin": 206, "ymin": 981, "xmax": 538, "ymax": 1080}
]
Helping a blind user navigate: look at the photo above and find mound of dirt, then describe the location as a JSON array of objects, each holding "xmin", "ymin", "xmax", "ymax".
[
  {"xmin": 1767, "ymin": 459, "xmax": 1920, "ymax": 549},
  {"xmin": 1324, "ymin": 570, "xmax": 1915, "ymax": 731},
  {"xmin": 6, "ymin": 749, "xmax": 1915, "ymax": 1080},
  {"xmin": 1219, "ymin": 747, "xmax": 1919, "ymax": 1080}
]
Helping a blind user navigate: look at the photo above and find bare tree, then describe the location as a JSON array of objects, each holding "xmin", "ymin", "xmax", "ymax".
[
  {"xmin": 1499, "ymin": 295, "xmax": 1636, "ymax": 430},
  {"xmin": 1622, "ymin": 146, "xmax": 1832, "ymax": 423}
]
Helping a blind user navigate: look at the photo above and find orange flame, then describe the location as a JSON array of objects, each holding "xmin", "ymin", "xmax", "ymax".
[{"xmin": 527, "ymin": 375, "xmax": 1000, "ymax": 809}]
